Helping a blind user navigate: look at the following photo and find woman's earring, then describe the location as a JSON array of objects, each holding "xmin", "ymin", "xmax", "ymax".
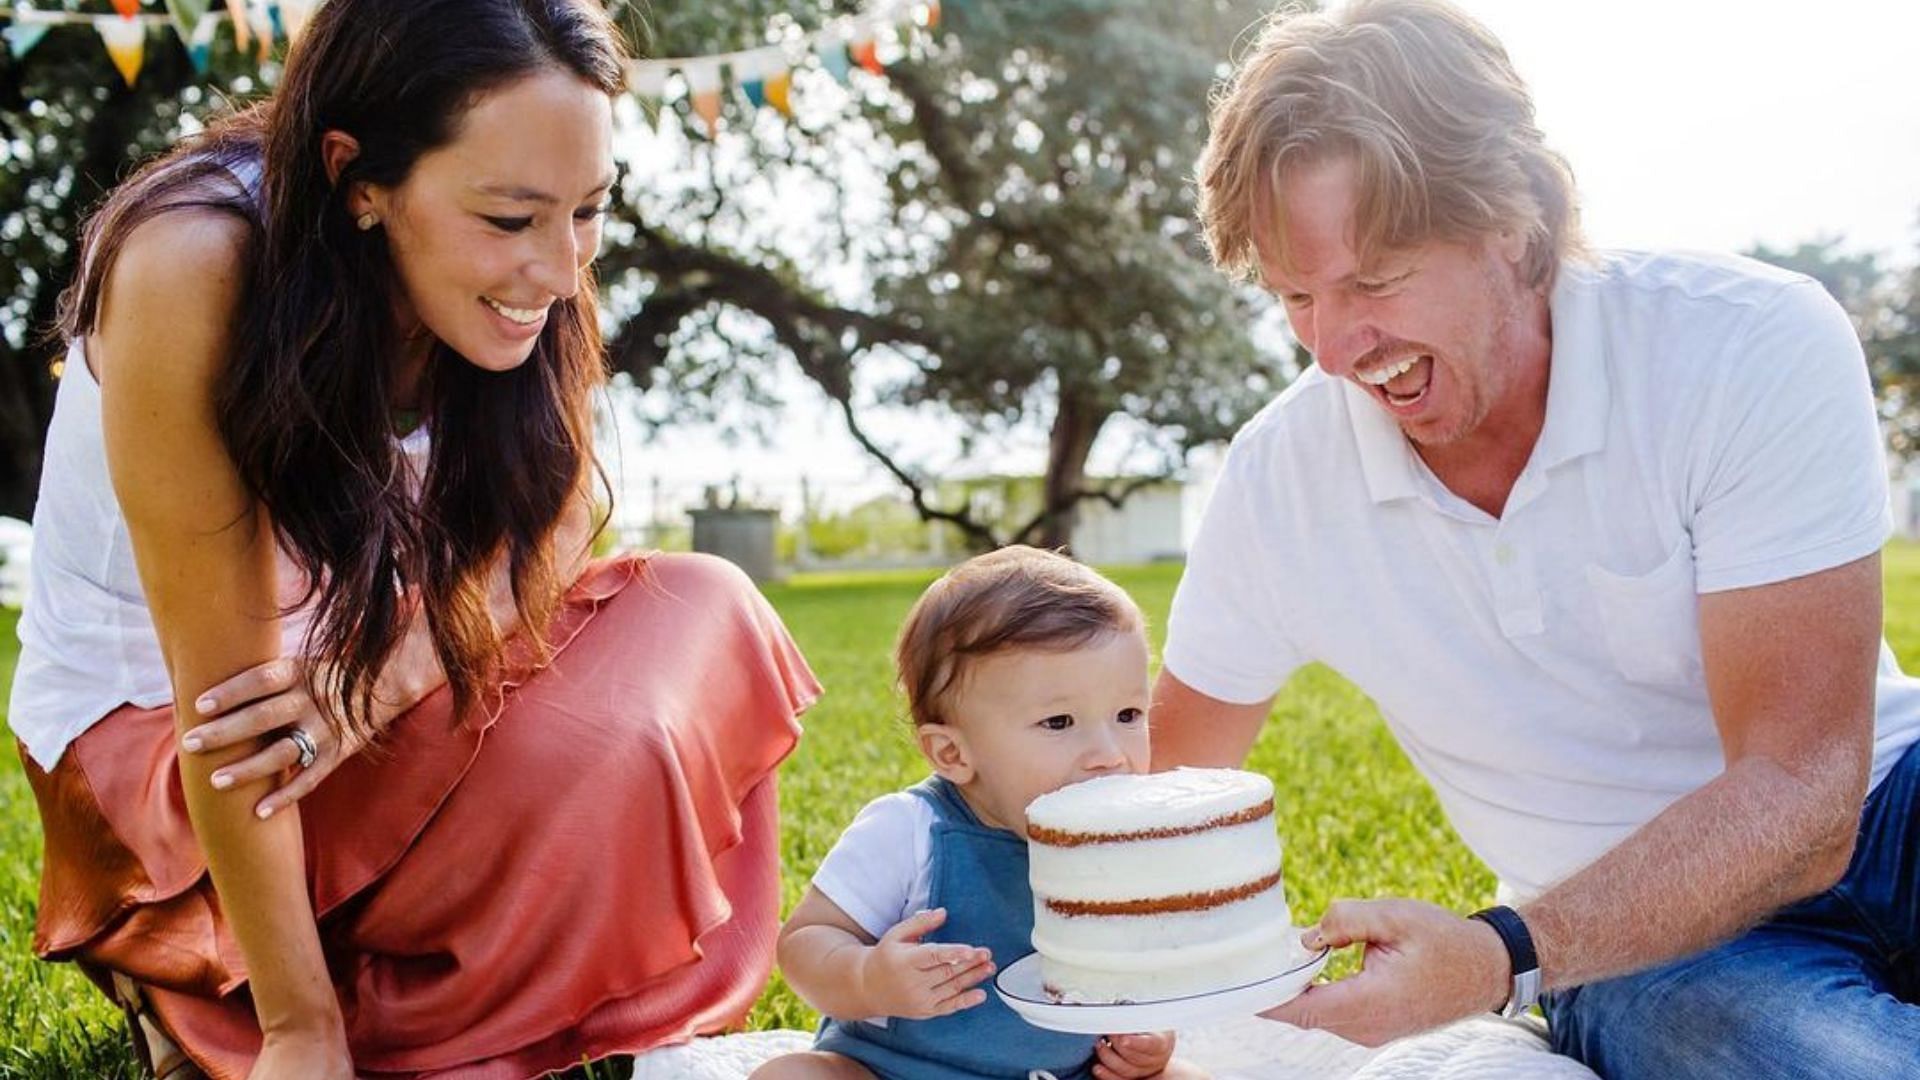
[{"xmin": 356, "ymin": 212, "xmax": 379, "ymax": 231}]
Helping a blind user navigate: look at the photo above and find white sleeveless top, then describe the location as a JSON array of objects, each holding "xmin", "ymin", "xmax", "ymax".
[{"xmin": 9, "ymin": 337, "xmax": 431, "ymax": 767}]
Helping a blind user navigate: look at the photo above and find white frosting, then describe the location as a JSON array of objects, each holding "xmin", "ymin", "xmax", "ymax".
[
  {"xmin": 1040, "ymin": 919, "xmax": 1306, "ymax": 1003},
  {"xmin": 1026, "ymin": 767, "xmax": 1273, "ymax": 835},
  {"xmin": 1027, "ymin": 820, "xmax": 1281, "ymax": 902},
  {"xmin": 1032, "ymin": 889, "xmax": 1292, "ymax": 967},
  {"xmin": 1025, "ymin": 768, "xmax": 1295, "ymax": 1004}
]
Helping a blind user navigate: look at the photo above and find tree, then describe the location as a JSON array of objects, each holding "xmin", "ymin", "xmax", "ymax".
[
  {"xmin": 1750, "ymin": 229, "xmax": 1920, "ymax": 454},
  {"xmin": 0, "ymin": 8, "xmax": 264, "ymax": 519},
  {"xmin": 603, "ymin": 0, "xmax": 1291, "ymax": 550},
  {"xmin": 0, "ymin": 2, "xmax": 1296, "ymax": 546}
]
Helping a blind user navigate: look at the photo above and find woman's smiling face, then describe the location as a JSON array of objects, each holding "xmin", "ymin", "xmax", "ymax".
[{"xmin": 362, "ymin": 67, "xmax": 615, "ymax": 375}]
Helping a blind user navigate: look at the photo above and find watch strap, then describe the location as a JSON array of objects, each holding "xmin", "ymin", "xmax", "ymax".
[{"xmin": 1469, "ymin": 904, "xmax": 1541, "ymax": 1017}]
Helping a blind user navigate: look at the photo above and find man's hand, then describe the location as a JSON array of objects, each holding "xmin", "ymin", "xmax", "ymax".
[
  {"xmin": 854, "ymin": 908, "xmax": 995, "ymax": 1020},
  {"xmin": 1261, "ymin": 899, "xmax": 1510, "ymax": 1047},
  {"xmin": 1094, "ymin": 1031, "xmax": 1177, "ymax": 1078}
]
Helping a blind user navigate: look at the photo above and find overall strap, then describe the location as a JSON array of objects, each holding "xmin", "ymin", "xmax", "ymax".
[{"xmin": 906, "ymin": 774, "xmax": 989, "ymax": 829}]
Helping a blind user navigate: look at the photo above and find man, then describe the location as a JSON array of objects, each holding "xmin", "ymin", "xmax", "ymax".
[{"xmin": 1155, "ymin": 1, "xmax": 1920, "ymax": 1075}]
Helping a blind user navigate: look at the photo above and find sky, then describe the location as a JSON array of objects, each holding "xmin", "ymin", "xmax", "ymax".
[
  {"xmin": 1453, "ymin": 0, "xmax": 1920, "ymax": 257},
  {"xmin": 604, "ymin": 0, "xmax": 1920, "ymax": 528}
]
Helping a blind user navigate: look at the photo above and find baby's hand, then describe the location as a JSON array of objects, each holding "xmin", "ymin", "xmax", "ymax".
[
  {"xmin": 856, "ymin": 908, "xmax": 995, "ymax": 1019},
  {"xmin": 1094, "ymin": 1031, "xmax": 1177, "ymax": 1079}
]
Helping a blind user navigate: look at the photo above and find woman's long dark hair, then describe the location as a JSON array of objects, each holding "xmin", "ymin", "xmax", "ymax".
[{"xmin": 57, "ymin": 0, "xmax": 627, "ymax": 740}]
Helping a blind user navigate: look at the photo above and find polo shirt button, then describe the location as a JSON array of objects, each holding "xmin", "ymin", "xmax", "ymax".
[{"xmin": 1495, "ymin": 543, "xmax": 1516, "ymax": 567}]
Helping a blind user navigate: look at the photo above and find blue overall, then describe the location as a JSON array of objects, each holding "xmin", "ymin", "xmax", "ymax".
[{"xmin": 816, "ymin": 776, "xmax": 1097, "ymax": 1079}]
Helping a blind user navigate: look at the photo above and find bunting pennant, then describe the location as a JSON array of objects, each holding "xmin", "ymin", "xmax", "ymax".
[
  {"xmin": 732, "ymin": 47, "xmax": 785, "ymax": 113},
  {"xmin": 94, "ymin": 15, "xmax": 145, "ymax": 87},
  {"xmin": 764, "ymin": 69, "xmax": 793, "ymax": 118},
  {"xmin": 247, "ymin": 0, "xmax": 273, "ymax": 61},
  {"xmin": 0, "ymin": 0, "xmax": 940, "ymax": 138},
  {"xmin": 164, "ymin": 0, "xmax": 208, "ymax": 42},
  {"xmin": 815, "ymin": 33, "xmax": 852, "ymax": 84},
  {"xmin": 681, "ymin": 58, "xmax": 722, "ymax": 138},
  {"xmin": 279, "ymin": 0, "xmax": 316, "ymax": 43},
  {"xmin": 164, "ymin": 0, "xmax": 213, "ymax": 73},
  {"xmin": 851, "ymin": 34, "xmax": 883, "ymax": 76},
  {"xmin": 4, "ymin": 7, "xmax": 52, "ymax": 59},
  {"xmin": 184, "ymin": 8, "xmax": 217, "ymax": 73},
  {"xmin": 624, "ymin": 60, "xmax": 667, "ymax": 101},
  {"xmin": 223, "ymin": 0, "xmax": 248, "ymax": 51}
]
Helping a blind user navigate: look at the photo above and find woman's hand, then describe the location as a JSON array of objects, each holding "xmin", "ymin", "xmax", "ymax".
[
  {"xmin": 181, "ymin": 603, "xmax": 446, "ymax": 819},
  {"xmin": 249, "ymin": 1027, "xmax": 354, "ymax": 1080},
  {"xmin": 179, "ymin": 656, "xmax": 374, "ymax": 820}
]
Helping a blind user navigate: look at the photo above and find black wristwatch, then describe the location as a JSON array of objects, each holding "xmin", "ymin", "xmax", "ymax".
[{"xmin": 1469, "ymin": 905, "xmax": 1541, "ymax": 1018}]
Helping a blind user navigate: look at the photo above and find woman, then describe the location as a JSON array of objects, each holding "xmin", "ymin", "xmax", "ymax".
[{"xmin": 12, "ymin": 2, "xmax": 817, "ymax": 1077}]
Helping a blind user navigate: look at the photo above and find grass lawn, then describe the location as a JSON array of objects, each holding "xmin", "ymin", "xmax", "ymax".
[{"xmin": 7, "ymin": 545, "xmax": 1920, "ymax": 1075}]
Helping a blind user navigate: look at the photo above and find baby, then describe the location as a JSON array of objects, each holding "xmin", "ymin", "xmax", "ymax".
[{"xmin": 752, "ymin": 546, "xmax": 1203, "ymax": 1080}]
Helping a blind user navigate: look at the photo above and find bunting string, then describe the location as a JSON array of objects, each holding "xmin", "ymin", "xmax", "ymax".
[
  {"xmin": 0, "ymin": 0, "xmax": 943, "ymax": 136},
  {"xmin": 625, "ymin": 0, "xmax": 940, "ymax": 137}
]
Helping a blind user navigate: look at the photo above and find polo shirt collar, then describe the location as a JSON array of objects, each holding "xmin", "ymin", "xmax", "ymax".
[
  {"xmin": 1344, "ymin": 259, "xmax": 1610, "ymax": 505},
  {"xmin": 1532, "ymin": 259, "xmax": 1610, "ymax": 471}
]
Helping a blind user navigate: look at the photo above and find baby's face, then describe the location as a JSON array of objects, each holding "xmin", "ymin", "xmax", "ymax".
[{"xmin": 943, "ymin": 630, "xmax": 1153, "ymax": 833}]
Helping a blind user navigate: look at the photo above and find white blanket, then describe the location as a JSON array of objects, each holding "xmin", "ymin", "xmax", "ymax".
[
  {"xmin": 630, "ymin": 1017, "xmax": 1602, "ymax": 1079},
  {"xmin": 1177, "ymin": 1015, "xmax": 1601, "ymax": 1079}
]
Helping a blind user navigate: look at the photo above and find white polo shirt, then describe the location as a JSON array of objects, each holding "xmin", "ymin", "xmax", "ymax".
[{"xmin": 1165, "ymin": 249, "xmax": 1920, "ymax": 902}]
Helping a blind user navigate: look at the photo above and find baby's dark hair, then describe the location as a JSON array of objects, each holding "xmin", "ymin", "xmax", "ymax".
[{"xmin": 894, "ymin": 545, "xmax": 1145, "ymax": 726}]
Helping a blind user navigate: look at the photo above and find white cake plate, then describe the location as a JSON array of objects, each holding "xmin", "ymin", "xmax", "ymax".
[{"xmin": 994, "ymin": 945, "xmax": 1330, "ymax": 1035}]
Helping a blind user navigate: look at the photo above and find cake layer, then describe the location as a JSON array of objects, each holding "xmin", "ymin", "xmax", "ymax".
[
  {"xmin": 1025, "ymin": 768, "xmax": 1274, "ymax": 838},
  {"xmin": 1026, "ymin": 819, "xmax": 1281, "ymax": 902},
  {"xmin": 1039, "ymin": 917, "xmax": 1306, "ymax": 1004},
  {"xmin": 1030, "ymin": 886, "xmax": 1292, "ymax": 970}
]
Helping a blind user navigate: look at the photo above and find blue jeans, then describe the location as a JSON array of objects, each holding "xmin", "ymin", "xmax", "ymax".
[{"xmin": 1544, "ymin": 741, "xmax": 1920, "ymax": 1079}]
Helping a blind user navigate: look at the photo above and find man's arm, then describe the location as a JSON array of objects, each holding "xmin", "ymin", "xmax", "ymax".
[
  {"xmin": 1522, "ymin": 553, "xmax": 1876, "ymax": 986},
  {"xmin": 1149, "ymin": 670, "xmax": 1274, "ymax": 770},
  {"xmin": 1267, "ymin": 554, "xmax": 1879, "ymax": 1045}
]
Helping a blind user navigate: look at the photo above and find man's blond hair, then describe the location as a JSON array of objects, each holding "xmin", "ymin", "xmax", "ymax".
[{"xmin": 1197, "ymin": 0, "xmax": 1582, "ymax": 289}]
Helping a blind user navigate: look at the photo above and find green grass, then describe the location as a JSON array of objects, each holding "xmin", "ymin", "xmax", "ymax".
[{"xmin": 9, "ymin": 546, "xmax": 1920, "ymax": 1075}]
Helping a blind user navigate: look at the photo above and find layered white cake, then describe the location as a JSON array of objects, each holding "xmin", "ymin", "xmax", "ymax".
[{"xmin": 1024, "ymin": 768, "xmax": 1302, "ymax": 1003}]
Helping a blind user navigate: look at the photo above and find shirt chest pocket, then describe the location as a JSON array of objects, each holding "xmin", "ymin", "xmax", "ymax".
[{"xmin": 1583, "ymin": 538, "xmax": 1703, "ymax": 688}]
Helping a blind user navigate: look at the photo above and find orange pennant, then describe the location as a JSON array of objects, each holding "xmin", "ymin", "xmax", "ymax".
[
  {"xmin": 852, "ymin": 38, "xmax": 883, "ymax": 76},
  {"xmin": 113, "ymin": 0, "xmax": 141, "ymax": 16},
  {"xmin": 252, "ymin": 4, "xmax": 272, "ymax": 62},
  {"xmin": 96, "ymin": 16, "xmax": 146, "ymax": 87},
  {"xmin": 765, "ymin": 71, "xmax": 793, "ymax": 118},
  {"xmin": 691, "ymin": 89, "xmax": 722, "ymax": 139},
  {"xmin": 225, "ymin": 0, "xmax": 249, "ymax": 51},
  {"xmin": 923, "ymin": 1, "xmax": 942, "ymax": 30}
]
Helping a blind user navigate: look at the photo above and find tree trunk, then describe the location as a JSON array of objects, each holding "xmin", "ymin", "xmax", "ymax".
[{"xmin": 1034, "ymin": 387, "xmax": 1108, "ymax": 553}]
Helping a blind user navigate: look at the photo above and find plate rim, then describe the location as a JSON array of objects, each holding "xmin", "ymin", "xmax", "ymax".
[{"xmin": 992, "ymin": 943, "xmax": 1331, "ymax": 1008}]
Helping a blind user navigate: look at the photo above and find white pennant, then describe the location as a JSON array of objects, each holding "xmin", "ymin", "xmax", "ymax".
[
  {"xmin": 280, "ymin": 0, "xmax": 319, "ymax": 42},
  {"xmin": 624, "ymin": 60, "xmax": 668, "ymax": 99},
  {"xmin": 679, "ymin": 57, "xmax": 722, "ymax": 95}
]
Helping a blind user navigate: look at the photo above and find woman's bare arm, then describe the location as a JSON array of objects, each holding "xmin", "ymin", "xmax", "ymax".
[
  {"xmin": 181, "ymin": 393, "xmax": 603, "ymax": 816},
  {"xmin": 95, "ymin": 210, "xmax": 348, "ymax": 1063}
]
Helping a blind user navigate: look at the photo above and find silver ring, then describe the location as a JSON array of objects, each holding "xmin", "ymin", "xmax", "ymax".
[{"xmin": 285, "ymin": 727, "xmax": 318, "ymax": 770}]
